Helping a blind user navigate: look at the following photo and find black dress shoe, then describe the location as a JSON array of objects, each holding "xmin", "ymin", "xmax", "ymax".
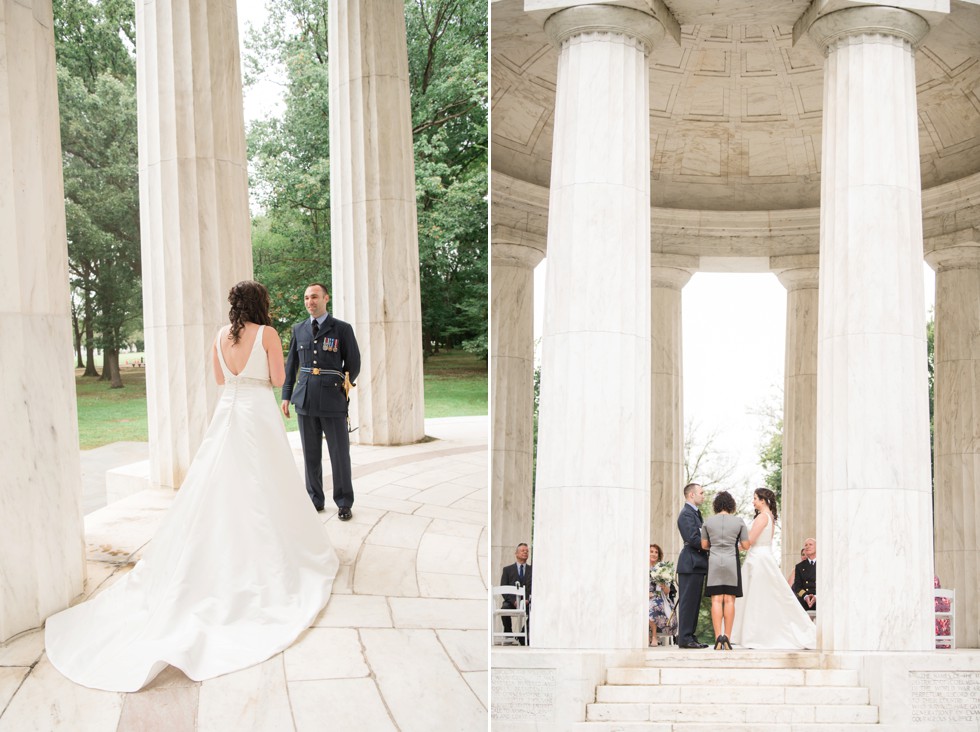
[
  {"xmin": 315, "ymin": 505, "xmax": 325, "ymax": 513},
  {"xmin": 679, "ymin": 641, "xmax": 707, "ymax": 649},
  {"xmin": 338, "ymin": 507, "xmax": 352, "ymax": 521}
]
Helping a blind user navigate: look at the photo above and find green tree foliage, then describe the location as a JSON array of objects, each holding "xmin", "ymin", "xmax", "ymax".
[
  {"xmin": 756, "ymin": 389, "xmax": 783, "ymax": 507},
  {"xmin": 54, "ymin": 0, "xmax": 141, "ymax": 388},
  {"xmin": 246, "ymin": 0, "xmax": 332, "ymax": 331},
  {"xmin": 407, "ymin": 0, "xmax": 488, "ymax": 358},
  {"xmin": 245, "ymin": 0, "xmax": 487, "ymax": 353}
]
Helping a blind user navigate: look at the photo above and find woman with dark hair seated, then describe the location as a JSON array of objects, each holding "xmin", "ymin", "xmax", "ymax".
[
  {"xmin": 648, "ymin": 543, "xmax": 677, "ymax": 646},
  {"xmin": 700, "ymin": 491, "xmax": 748, "ymax": 650}
]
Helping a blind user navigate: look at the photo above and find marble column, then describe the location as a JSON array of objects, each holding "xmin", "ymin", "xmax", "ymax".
[
  {"xmin": 136, "ymin": 0, "xmax": 253, "ymax": 491},
  {"xmin": 649, "ymin": 255, "xmax": 696, "ymax": 565},
  {"xmin": 927, "ymin": 239, "xmax": 980, "ymax": 649},
  {"xmin": 491, "ymin": 234, "xmax": 545, "ymax": 586},
  {"xmin": 0, "ymin": 0, "xmax": 85, "ymax": 641},
  {"xmin": 807, "ymin": 7, "xmax": 934, "ymax": 651},
  {"xmin": 329, "ymin": 0, "xmax": 425, "ymax": 446},
  {"xmin": 531, "ymin": 6, "xmax": 664, "ymax": 650},
  {"xmin": 771, "ymin": 255, "xmax": 819, "ymax": 576}
]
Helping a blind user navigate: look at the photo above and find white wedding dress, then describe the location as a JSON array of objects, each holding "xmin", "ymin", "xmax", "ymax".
[
  {"xmin": 731, "ymin": 513, "xmax": 816, "ymax": 650},
  {"xmin": 45, "ymin": 326, "xmax": 339, "ymax": 691}
]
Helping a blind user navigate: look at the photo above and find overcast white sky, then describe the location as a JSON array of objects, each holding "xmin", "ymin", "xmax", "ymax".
[{"xmin": 534, "ymin": 261, "xmax": 936, "ymax": 499}]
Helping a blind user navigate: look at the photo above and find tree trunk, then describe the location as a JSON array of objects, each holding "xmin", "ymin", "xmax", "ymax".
[
  {"xmin": 103, "ymin": 349, "xmax": 123, "ymax": 388},
  {"xmin": 72, "ymin": 307, "xmax": 83, "ymax": 369},
  {"xmin": 82, "ymin": 292, "xmax": 99, "ymax": 377}
]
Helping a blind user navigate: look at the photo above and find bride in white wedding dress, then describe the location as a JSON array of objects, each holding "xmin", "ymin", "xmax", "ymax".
[
  {"xmin": 730, "ymin": 488, "xmax": 816, "ymax": 650},
  {"xmin": 45, "ymin": 281, "xmax": 339, "ymax": 692}
]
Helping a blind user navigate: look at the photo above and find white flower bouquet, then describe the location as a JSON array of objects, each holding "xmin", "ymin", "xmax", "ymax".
[{"xmin": 650, "ymin": 560, "xmax": 675, "ymax": 586}]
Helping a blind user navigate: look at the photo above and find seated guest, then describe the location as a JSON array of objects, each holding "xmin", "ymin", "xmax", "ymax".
[
  {"xmin": 649, "ymin": 543, "xmax": 677, "ymax": 646},
  {"xmin": 500, "ymin": 543, "xmax": 532, "ymax": 645},
  {"xmin": 792, "ymin": 537, "xmax": 817, "ymax": 610},
  {"xmin": 935, "ymin": 575, "xmax": 952, "ymax": 648}
]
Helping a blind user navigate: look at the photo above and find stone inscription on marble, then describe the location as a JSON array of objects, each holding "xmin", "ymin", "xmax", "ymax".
[
  {"xmin": 490, "ymin": 668, "xmax": 556, "ymax": 720},
  {"xmin": 910, "ymin": 671, "xmax": 980, "ymax": 723}
]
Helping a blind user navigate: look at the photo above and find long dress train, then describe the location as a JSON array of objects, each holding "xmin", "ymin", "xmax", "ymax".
[
  {"xmin": 731, "ymin": 512, "xmax": 815, "ymax": 649},
  {"xmin": 45, "ymin": 326, "xmax": 339, "ymax": 691}
]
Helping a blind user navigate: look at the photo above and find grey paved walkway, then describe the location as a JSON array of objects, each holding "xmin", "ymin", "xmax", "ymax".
[{"xmin": 0, "ymin": 417, "xmax": 488, "ymax": 732}]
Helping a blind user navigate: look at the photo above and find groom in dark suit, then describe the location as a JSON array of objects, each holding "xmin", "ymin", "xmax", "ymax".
[
  {"xmin": 281, "ymin": 284, "xmax": 361, "ymax": 520},
  {"xmin": 676, "ymin": 482, "xmax": 709, "ymax": 648}
]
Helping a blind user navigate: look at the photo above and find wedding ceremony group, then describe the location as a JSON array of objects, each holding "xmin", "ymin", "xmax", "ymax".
[
  {"xmin": 489, "ymin": 0, "xmax": 980, "ymax": 728},
  {"xmin": 4, "ymin": 0, "xmax": 980, "ymax": 730},
  {"xmin": 2, "ymin": 0, "xmax": 488, "ymax": 729}
]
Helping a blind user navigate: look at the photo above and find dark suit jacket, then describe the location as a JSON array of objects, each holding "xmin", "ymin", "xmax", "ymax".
[
  {"xmin": 792, "ymin": 559, "xmax": 817, "ymax": 608},
  {"xmin": 676, "ymin": 504, "xmax": 708, "ymax": 574},
  {"xmin": 282, "ymin": 314, "xmax": 360, "ymax": 416},
  {"xmin": 500, "ymin": 562, "xmax": 532, "ymax": 607}
]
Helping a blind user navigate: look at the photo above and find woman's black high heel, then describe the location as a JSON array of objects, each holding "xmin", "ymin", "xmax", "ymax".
[
  {"xmin": 721, "ymin": 635, "xmax": 733, "ymax": 651},
  {"xmin": 714, "ymin": 636, "xmax": 724, "ymax": 650}
]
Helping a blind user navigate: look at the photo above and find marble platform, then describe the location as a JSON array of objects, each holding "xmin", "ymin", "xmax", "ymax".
[
  {"xmin": 491, "ymin": 646, "xmax": 980, "ymax": 731},
  {"xmin": 0, "ymin": 417, "xmax": 488, "ymax": 731}
]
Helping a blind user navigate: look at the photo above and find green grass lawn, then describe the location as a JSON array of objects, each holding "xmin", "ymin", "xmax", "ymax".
[
  {"xmin": 75, "ymin": 349, "xmax": 487, "ymax": 448},
  {"xmin": 75, "ymin": 368, "xmax": 150, "ymax": 449}
]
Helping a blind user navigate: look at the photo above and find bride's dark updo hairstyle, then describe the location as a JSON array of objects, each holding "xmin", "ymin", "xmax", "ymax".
[
  {"xmin": 753, "ymin": 487, "xmax": 778, "ymax": 523},
  {"xmin": 227, "ymin": 280, "xmax": 272, "ymax": 344}
]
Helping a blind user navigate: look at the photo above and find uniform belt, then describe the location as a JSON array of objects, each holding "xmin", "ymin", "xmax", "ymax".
[{"xmin": 299, "ymin": 367, "xmax": 345, "ymax": 377}]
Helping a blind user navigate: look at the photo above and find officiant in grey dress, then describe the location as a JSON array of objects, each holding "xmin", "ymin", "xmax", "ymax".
[{"xmin": 700, "ymin": 491, "xmax": 749, "ymax": 651}]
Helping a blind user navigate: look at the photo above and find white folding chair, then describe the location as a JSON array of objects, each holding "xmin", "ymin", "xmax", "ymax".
[
  {"xmin": 935, "ymin": 588, "xmax": 955, "ymax": 649},
  {"xmin": 491, "ymin": 585, "xmax": 527, "ymax": 645}
]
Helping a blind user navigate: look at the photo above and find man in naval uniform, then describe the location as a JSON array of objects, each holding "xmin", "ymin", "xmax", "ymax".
[
  {"xmin": 281, "ymin": 283, "xmax": 361, "ymax": 520},
  {"xmin": 792, "ymin": 537, "xmax": 817, "ymax": 611}
]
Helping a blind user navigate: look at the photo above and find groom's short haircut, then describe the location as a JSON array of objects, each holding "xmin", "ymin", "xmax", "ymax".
[
  {"xmin": 516, "ymin": 542, "xmax": 528, "ymax": 549},
  {"xmin": 307, "ymin": 282, "xmax": 329, "ymax": 295},
  {"xmin": 683, "ymin": 482, "xmax": 700, "ymax": 498}
]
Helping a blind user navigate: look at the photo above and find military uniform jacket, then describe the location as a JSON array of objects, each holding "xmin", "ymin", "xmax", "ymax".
[
  {"xmin": 792, "ymin": 558, "xmax": 817, "ymax": 601},
  {"xmin": 282, "ymin": 314, "xmax": 361, "ymax": 416}
]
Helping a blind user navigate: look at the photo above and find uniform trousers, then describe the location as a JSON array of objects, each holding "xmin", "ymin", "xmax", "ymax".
[{"xmin": 297, "ymin": 412, "xmax": 353, "ymax": 509}]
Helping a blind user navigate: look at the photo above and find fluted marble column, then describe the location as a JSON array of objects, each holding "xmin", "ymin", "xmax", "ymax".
[
  {"xmin": 532, "ymin": 6, "xmax": 663, "ymax": 650},
  {"xmin": 772, "ymin": 255, "xmax": 819, "ymax": 576},
  {"xmin": 136, "ymin": 0, "xmax": 253, "ymax": 491},
  {"xmin": 329, "ymin": 0, "xmax": 425, "ymax": 446},
  {"xmin": 0, "ymin": 0, "xmax": 85, "ymax": 641},
  {"xmin": 808, "ymin": 7, "xmax": 934, "ymax": 651},
  {"xmin": 927, "ymin": 239, "xmax": 980, "ymax": 649},
  {"xmin": 491, "ymin": 235, "xmax": 545, "ymax": 585},
  {"xmin": 650, "ymin": 255, "xmax": 696, "ymax": 564}
]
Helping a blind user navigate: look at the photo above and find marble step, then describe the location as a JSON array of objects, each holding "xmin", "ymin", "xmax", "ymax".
[
  {"xmin": 607, "ymin": 667, "xmax": 860, "ymax": 687},
  {"xmin": 585, "ymin": 702, "xmax": 879, "ymax": 725},
  {"xmin": 596, "ymin": 683, "xmax": 869, "ymax": 705},
  {"xmin": 642, "ymin": 650, "xmax": 828, "ymax": 669},
  {"xmin": 573, "ymin": 723, "xmax": 890, "ymax": 731}
]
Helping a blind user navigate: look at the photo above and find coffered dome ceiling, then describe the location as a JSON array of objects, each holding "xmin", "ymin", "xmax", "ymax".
[{"xmin": 491, "ymin": 0, "xmax": 980, "ymax": 211}]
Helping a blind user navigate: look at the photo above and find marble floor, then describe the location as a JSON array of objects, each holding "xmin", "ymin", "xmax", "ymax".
[{"xmin": 0, "ymin": 417, "xmax": 489, "ymax": 732}]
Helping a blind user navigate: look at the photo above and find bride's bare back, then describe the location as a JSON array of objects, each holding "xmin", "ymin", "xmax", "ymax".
[{"xmin": 211, "ymin": 322, "xmax": 286, "ymax": 387}]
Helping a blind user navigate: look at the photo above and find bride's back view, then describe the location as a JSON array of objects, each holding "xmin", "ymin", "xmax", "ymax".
[{"xmin": 46, "ymin": 281, "xmax": 339, "ymax": 692}]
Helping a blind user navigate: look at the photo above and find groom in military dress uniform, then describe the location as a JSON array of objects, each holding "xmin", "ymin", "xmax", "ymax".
[{"xmin": 281, "ymin": 284, "xmax": 361, "ymax": 520}]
